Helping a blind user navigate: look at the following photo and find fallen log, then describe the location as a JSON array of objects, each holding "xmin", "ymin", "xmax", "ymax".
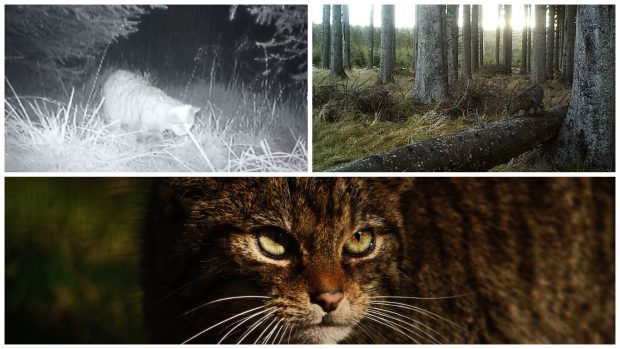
[{"xmin": 326, "ymin": 105, "xmax": 568, "ymax": 172}]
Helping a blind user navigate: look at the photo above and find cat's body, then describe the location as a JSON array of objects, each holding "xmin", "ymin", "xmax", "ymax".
[
  {"xmin": 142, "ymin": 178, "xmax": 614, "ymax": 344},
  {"xmin": 102, "ymin": 70, "xmax": 198, "ymax": 139},
  {"xmin": 507, "ymin": 84, "xmax": 544, "ymax": 117}
]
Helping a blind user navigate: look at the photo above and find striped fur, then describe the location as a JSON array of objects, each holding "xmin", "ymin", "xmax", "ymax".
[
  {"xmin": 142, "ymin": 178, "xmax": 614, "ymax": 344},
  {"xmin": 102, "ymin": 70, "xmax": 198, "ymax": 137},
  {"xmin": 508, "ymin": 84, "xmax": 544, "ymax": 116}
]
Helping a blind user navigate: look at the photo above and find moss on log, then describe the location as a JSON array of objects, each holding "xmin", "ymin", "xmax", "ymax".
[{"xmin": 327, "ymin": 106, "xmax": 568, "ymax": 172}]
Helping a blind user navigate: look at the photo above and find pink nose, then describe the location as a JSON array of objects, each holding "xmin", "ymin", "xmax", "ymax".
[{"xmin": 311, "ymin": 291, "xmax": 344, "ymax": 313}]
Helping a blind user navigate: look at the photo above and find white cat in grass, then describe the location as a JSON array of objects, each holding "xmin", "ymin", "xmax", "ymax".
[{"xmin": 102, "ymin": 70, "xmax": 199, "ymax": 141}]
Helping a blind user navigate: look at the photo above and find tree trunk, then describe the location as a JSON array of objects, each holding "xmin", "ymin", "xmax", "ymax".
[
  {"xmin": 328, "ymin": 106, "xmax": 568, "ymax": 172},
  {"xmin": 555, "ymin": 5, "xmax": 564, "ymax": 73},
  {"xmin": 329, "ymin": 5, "xmax": 347, "ymax": 78},
  {"xmin": 378, "ymin": 5, "xmax": 394, "ymax": 84},
  {"xmin": 496, "ymin": 5, "xmax": 501, "ymax": 66},
  {"xmin": 520, "ymin": 4, "xmax": 528, "ymax": 74},
  {"xmin": 367, "ymin": 5, "xmax": 374, "ymax": 69},
  {"xmin": 479, "ymin": 6, "xmax": 484, "ymax": 66},
  {"xmin": 472, "ymin": 5, "xmax": 479, "ymax": 73},
  {"xmin": 392, "ymin": 17, "xmax": 397, "ymax": 70},
  {"xmin": 440, "ymin": 5, "xmax": 447, "ymax": 86},
  {"xmin": 320, "ymin": 5, "xmax": 330, "ymax": 69},
  {"xmin": 342, "ymin": 5, "xmax": 351, "ymax": 70},
  {"xmin": 546, "ymin": 5, "xmax": 555, "ymax": 79},
  {"xmin": 503, "ymin": 5, "xmax": 512, "ymax": 74},
  {"xmin": 550, "ymin": 5, "xmax": 615, "ymax": 171},
  {"xmin": 561, "ymin": 5, "xmax": 576, "ymax": 83},
  {"xmin": 463, "ymin": 5, "xmax": 472, "ymax": 78},
  {"xmin": 446, "ymin": 5, "xmax": 459, "ymax": 85},
  {"xmin": 527, "ymin": 5, "xmax": 532, "ymax": 72},
  {"xmin": 413, "ymin": 5, "xmax": 448, "ymax": 104},
  {"xmin": 412, "ymin": 6, "xmax": 419, "ymax": 72},
  {"xmin": 532, "ymin": 5, "xmax": 546, "ymax": 84}
]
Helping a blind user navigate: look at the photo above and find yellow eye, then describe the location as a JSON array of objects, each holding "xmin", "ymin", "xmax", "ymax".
[
  {"xmin": 256, "ymin": 229, "xmax": 291, "ymax": 258},
  {"xmin": 344, "ymin": 230, "xmax": 375, "ymax": 256}
]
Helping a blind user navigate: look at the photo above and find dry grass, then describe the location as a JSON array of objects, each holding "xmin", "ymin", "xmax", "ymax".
[{"xmin": 312, "ymin": 67, "xmax": 572, "ymax": 172}]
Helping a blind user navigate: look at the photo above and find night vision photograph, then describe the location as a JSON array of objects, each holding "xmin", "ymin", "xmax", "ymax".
[{"xmin": 5, "ymin": 5, "xmax": 308, "ymax": 172}]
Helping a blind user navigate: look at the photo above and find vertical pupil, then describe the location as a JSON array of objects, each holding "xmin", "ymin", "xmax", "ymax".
[{"xmin": 355, "ymin": 232, "xmax": 362, "ymax": 242}]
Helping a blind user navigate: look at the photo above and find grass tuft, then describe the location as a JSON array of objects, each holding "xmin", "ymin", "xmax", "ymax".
[{"xmin": 5, "ymin": 78, "xmax": 307, "ymax": 172}]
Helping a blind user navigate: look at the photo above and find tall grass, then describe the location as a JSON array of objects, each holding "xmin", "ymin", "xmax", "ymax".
[{"xmin": 5, "ymin": 77, "xmax": 307, "ymax": 172}]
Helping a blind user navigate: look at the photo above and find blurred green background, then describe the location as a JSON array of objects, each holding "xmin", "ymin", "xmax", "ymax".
[{"xmin": 6, "ymin": 178, "xmax": 153, "ymax": 343}]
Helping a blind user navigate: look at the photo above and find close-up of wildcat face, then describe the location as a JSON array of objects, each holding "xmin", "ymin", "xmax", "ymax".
[
  {"xmin": 142, "ymin": 177, "xmax": 614, "ymax": 344},
  {"xmin": 143, "ymin": 178, "xmax": 411, "ymax": 344}
]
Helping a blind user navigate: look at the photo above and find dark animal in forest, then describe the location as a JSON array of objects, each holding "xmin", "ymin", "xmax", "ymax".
[{"xmin": 507, "ymin": 84, "xmax": 544, "ymax": 117}]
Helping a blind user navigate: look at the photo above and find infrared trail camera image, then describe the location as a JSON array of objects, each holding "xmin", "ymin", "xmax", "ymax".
[{"xmin": 5, "ymin": 5, "xmax": 308, "ymax": 172}]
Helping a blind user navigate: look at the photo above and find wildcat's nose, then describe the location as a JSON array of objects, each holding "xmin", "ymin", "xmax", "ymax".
[{"xmin": 311, "ymin": 290, "xmax": 344, "ymax": 313}]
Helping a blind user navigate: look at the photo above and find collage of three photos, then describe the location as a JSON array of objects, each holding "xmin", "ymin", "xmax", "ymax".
[{"xmin": 4, "ymin": 3, "xmax": 616, "ymax": 344}]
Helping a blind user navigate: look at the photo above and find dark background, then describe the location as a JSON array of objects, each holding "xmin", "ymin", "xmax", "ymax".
[
  {"xmin": 6, "ymin": 5, "xmax": 307, "ymax": 97},
  {"xmin": 5, "ymin": 178, "xmax": 153, "ymax": 343}
]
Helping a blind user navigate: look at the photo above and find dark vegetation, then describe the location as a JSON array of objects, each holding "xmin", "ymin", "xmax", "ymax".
[{"xmin": 6, "ymin": 178, "xmax": 151, "ymax": 343}]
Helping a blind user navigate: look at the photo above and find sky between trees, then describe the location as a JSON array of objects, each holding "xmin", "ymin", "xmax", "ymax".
[{"xmin": 312, "ymin": 4, "xmax": 537, "ymax": 30}]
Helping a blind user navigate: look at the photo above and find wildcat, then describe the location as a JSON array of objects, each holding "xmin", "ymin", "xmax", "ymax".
[
  {"xmin": 102, "ymin": 70, "xmax": 199, "ymax": 140},
  {"xmin": 141, "ymin": 178, "xmax": 614, "ymax": 344},
  {"xmin": 507, "ymin": 84, "xmax": 544, "ymax": 117}
]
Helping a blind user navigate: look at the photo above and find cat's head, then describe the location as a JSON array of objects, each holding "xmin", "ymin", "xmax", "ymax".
[
  {"xmin": 142, "ymin": 178, "xmax": 414, "ymax": 344},
  {"xmin": 167, "ymin": 105, "xmax": 199, "ymax": 136}
]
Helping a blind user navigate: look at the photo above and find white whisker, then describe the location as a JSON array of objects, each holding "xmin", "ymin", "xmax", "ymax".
[
  {"xmin": 368, "ymin": 306, "xmax": 450, "ymax": 343},
  {"xmin": 217, "ymin": 307, "xmax": 276, "ymax": 344},
  {"xmin": 236, "ymin": 308, "xmax": 278, "ymax": 344},
  {"xmin": 365, "ymin": 313, "xmax": 419, "ymax": 343},
  {"xmin": 254, "ymin": 315, "xmax": 279, "ymax": 344},
  {"xmin": 369, "ymin": 293, "xmax": 472, "ymax": 300},
  {"xmin": 369, "ymin": 300, "xmax": 464, "ymax": 330},
  {"xmin": 287, "ymin": 323, "xmax": 295, "ymax": 344},
  {"xmin": 263, "ymin": 318, "xmax": 283, "ymax": 344},
  {"xmin": 181, "ymin": 304, "xmax": 267, "ymax": 344},
  {"xmin": 275, "ymin": 322, "xmax": 289, "ymax": 344},
  {"xmin": 367, "ymin": 308, "xmax": 441, "ymax": 344},
  {"xmin": 183, "ymin": 295, "xmax": 271, "ymax": 316}
]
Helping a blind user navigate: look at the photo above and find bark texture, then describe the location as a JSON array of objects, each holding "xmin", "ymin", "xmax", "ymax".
[
  {"xmin": 378, "ymin": 5, "xmax": 395, "ymax": 83},
  {"xmin": 446, "ymin": 5, "xmax": 459, "ymax": 85},
  {"xmin": 532, "ymin": 5, "xmax": 546, "ymax": 84},
  {"xmin": 329, "ymin": 5, "xmax": 347, "ymax": 78},
  {"xmin": 521, "ymin": 5, "xmax": 528, "ymax": 74},
  {"xmin": 320, "ymin": 5, "xmax": 330, "ymax": 69},
  {"xmin": 342, "ymin": 5, "xmax": 351, "ymax": 70},
  {"xmin": 412, "ymin": 5, "xmax": 447, "ymax": 104},
  {"xmin": 546, "ymin": 5, "xmax": 555, "ymax": 79},
  {"xmin": 551, "ymin": 6, "xmax": 615, "ymax": 171},
  {"xmin": 463, "ymin": 5, "xmax": 472, "ymax": 78},
  {"xmin": 328, "ymin": 106, "xmax": 568, "ymax": 172},
  {"xmin": 367, "ymin": 5, "xmax": 374, "ymax": 69},
  {"xmin": 561, "ymin": 5, "xmax": 576, "ymax": 83},
  {"xmin": 503, "ymin": 5, "xmax": 512, "ymax": 73},
  {"xmin": 471, "ymin": 5, "xmax": 479, "ymax": 73},
  {"xmin": 495, "ymin": 5, "xmax": 501, "ymax": 66}
]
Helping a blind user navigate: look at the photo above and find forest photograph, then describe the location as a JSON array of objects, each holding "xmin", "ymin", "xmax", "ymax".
[
  {"xmin": 312, "ymin": 5, "xmax": 614, "ymax": 172},
  {"xmin": 5, "ymin": 5, "xmax": 308, "ymax": 172}
]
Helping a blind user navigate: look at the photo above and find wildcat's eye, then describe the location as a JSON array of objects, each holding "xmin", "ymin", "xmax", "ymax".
[
  {"xmin": 343, "ymin": 230, "xmax": 375, "ymax": 256},
  {"xmin": 256, "ymin": 229, "xmax": 291, "ymax": 258}
]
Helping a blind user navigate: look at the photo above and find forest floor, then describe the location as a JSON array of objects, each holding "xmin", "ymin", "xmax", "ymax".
[
  {"xmin": 312, "ymin": 67, "xmax": 572, "ymax": 172},
  {"xmin": 5, "ymin": 78, "xmax": 307, "ymax": 172}
]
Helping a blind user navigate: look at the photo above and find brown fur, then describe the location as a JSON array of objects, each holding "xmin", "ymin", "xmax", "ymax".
[
  {"xmin": 508, "ymin": 84, "xmax": 544, "ymax": 116},
  {"xmin": 142, "ymin": 178, "xmax": 614, "ymax": 344}
]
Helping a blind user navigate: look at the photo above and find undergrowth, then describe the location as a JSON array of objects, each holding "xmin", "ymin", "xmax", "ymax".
[
  {"xmin": 5, "ymin": 77, "xmax": 307, "ymax": 172},
  {"xmin": 312, "ymin": 67, "xmax": 571, "ymax": 172}
]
